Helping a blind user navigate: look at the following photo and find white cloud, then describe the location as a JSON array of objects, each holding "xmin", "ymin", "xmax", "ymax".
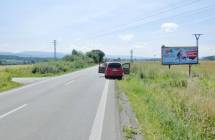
[
  {"xmin": 119, "ymin": 33, "xmax": 135, "ymax": 41},
  {"xmin": 161, "ymin": 22, "xmax": 179, "ymax": 32}
]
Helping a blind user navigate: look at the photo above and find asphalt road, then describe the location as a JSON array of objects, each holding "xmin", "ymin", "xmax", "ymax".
[{"xmin": 0, "ymin": 66, "xmax": 121, "ymax": 140}]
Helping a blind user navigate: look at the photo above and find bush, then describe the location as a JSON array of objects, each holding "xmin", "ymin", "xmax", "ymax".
[
  {"xmin": 31, "ymin": 58, "xmax": 94, "ymax": 75},
  {"xmin": 32, "ymin": 61, "xmax": 69, "ymax": 74}
]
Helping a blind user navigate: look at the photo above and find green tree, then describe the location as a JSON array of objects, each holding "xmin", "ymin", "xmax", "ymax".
[
  {"xmin": 63, "ymin": 49, "xmax": 83, "ymax": 61},
  {"xmin": 72, "ymin": 49, "xmax": 79, "ymax": 56},
  {"xmin": 86, "ymin": 50, "xmax": 105, "ymax": 63}
]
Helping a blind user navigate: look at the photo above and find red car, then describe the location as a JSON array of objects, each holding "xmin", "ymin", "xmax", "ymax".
[
  {"xmin": 105, "ymin": 62, "xmax": 124, "ymax": 79},
  {"xmin": 98, "ymin": 62, "xmax": 130, "ymax": 80}
]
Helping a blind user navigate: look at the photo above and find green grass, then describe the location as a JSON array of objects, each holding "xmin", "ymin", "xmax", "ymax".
[
  {"xmin": 123, "ymin": 125, "xmax": 138, "ymax": 140},
  {"xmin": 0, "ymin": 71, "xmax": 22, "ymax": 92},
  {"xmin": 0, "ymin": 81, "xmax": 21, "ymax": 93},
  {"xmin": 117, "ymin": 61, "xmax": 215, "ymax": 140}
]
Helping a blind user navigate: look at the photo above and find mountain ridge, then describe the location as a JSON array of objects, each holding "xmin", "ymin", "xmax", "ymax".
[{"xmin": 0, "ymin": 51, "xmax": 65, "ymax": 58}]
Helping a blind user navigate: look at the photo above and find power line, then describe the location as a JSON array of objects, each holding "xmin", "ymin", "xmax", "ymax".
[
  {"xmin": 132, "ymin": 0, "xmax": 202, "ymax": 23},
  {"xmin": 70, "ymin": 1, "xmax": 212, "ymax": 50},
  {"xmin": 180, "ymin": 14, "xmax": 215, "ymax": 27},
  {"xmin": 92, "ymin": 0, "xmax": 204, "ymax": 38},
  {"xmin": 79, "ymin": 5, "xmax": 213, "ymax": 51},
  {"xmin": 91, "ymin": 4, "xmax": 214, "ymax": 40}
]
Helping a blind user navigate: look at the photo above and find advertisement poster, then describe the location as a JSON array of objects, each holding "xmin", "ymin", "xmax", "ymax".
[{"xmin": 162, "ymin": 47, "xmax": 198, "ymax": 65}]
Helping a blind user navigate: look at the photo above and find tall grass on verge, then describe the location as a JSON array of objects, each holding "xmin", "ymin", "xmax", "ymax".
[
  {"xmin": 0, "ymin": 71, "xmax": 20, "ymax": 92},
  {"xmin": 117, "ymin": 61, "xmax": 215, "ymax": 140},
  {"xmin": 32, "ymin": 56, "xmax": 94, "ymax": 75}
]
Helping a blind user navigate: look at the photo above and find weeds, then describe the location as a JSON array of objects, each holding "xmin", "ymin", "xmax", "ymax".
[
  {"xmin": 123, "ymin": 125, "xmax": 138, "ymax": 139},
  {"xmin": 117, "ymin": 61, "xmax": 215, "ymax": 140}
]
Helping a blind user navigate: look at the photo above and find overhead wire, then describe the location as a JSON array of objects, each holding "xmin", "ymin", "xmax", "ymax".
[
  {"xmin": 74, "ymin": 0, "xmax": 214, "ymax": 48},
  {"xmin": 90, "ymin": 0, "xmax": 212, "ymax": 38}
]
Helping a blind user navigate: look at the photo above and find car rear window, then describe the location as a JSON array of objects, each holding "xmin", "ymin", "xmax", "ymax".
[{"xmin": 108, "ymin": 63, "xmax": 122, "ymax": 68}]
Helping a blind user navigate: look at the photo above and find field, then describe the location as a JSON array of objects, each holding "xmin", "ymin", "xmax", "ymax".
[{"xmin": 117, "ymin": 61, "xmax": 215, "ymax": 140}]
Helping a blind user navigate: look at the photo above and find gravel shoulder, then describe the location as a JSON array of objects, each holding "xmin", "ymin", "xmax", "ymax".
[{"xmin": 116, "ymin": 89, "xmax": 143, "ymax": 140}]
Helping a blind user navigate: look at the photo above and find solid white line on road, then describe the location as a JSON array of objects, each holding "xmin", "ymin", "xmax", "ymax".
[
  {"xmin": 64, "ymin": 80, "xmax": 74, "ymax": 86},
  {"xmin": 0, "ymin": 104, "xmax": 27, "ymax": 119},
  {"xmin": 89, "ymin": 80, "xmax": 109, "ymax": 140}
]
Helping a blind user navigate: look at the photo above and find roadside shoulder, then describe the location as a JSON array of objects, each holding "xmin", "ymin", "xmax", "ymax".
[{"xmin": 116, "ymin": 86, "xmax": 143, "ymax": 140}]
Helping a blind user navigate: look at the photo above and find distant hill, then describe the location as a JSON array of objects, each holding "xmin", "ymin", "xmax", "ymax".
[
  {"xmin": 202, "ymin": 56, "xmax": 215, "ymax": 60},
  {"xmin": 106, "ymin": 55, "xmax": 150, "ymax": 60},
  {"xmin": 0, "ymin": 54, "xmax": 51, "ymax": 65},
  {"xmin": 0, "ymin": 51, "xmax": 65, "ymax": 58}
]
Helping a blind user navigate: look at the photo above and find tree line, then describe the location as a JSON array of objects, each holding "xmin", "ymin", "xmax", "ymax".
[
  {"xmin": 31, "ymin": 49, "xmax": 105, "ymax": 75},
  {"xmin": 63, "ymin": 49, "xmax": 105, "ymax": 63}
]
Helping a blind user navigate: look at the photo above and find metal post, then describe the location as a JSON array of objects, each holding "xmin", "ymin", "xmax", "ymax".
[
  {"xmin": 193, "ymin": 34, "xmax": 203, "ymax": 63},
  {"xmin": 189, "ymin": 64, "xmax": 191, "ymax": 77},
  {"xmin": 168, "ymin": 64, "xmax": 171, "ymax": 70},
  {"xmin": 130, "ymin": 49, "xmax": 133, "ymax": 63},
  {"xmin": 53, "ymin": 40, "xmax": 57, "ymax": 60}
]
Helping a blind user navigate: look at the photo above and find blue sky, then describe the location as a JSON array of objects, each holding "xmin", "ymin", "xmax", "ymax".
[{"xmin": 0, "ymin": 0, "xmax": 215, "ymax": 57}]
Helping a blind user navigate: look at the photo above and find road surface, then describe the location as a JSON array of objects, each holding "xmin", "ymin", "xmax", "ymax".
[{"xmin": 0, "ymin": 66, "xmax": 121, "ymax": 140}]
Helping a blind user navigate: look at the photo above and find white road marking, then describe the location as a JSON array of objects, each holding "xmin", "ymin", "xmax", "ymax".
[
  {"xmin": 89, "ymin": 80, "xmax": 109, "ymax": 140},
  {"xmin": 65, "ymin": 80, "xmax": 74, "ymax": 86},
  {"xmin": 0, "ymin": 104, "xmax": 27, "ymax": 119}
]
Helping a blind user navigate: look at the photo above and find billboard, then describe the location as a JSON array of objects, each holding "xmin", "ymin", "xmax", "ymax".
[{"xmin": 162, "ymin": 46, "xmax": 198, "ymax": 65}]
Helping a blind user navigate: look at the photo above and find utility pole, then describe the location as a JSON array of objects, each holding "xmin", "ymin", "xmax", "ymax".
[
  {"xmin": 193, "ymin": 33, "xmax": 203, "ymax": 63},
  {"xmin": 130, "ymin": 49, "xmax": 133, "ymax": 63},
  {"xmin": 53, "ymin": 40, "xmax": 57, "ymax": 60},
  {"xmin": 193, "ymin": 34, "xmax": 203, "ymax": 47},
  {"xmin": 189, "ymin": 34, "xmax": 203, "ymax": 77}
]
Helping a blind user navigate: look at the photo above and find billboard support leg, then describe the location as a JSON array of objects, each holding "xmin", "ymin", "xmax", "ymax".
[
  {"xmin": 189, "ymin": 64, "xmax": 192, "ymax": 77},
  {"xmin": 168, "ymin": 65, "xmax": 171, "ymax": 70}
]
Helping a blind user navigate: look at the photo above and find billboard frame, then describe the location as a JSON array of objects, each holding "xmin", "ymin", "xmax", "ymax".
[{"xmin": 161, "ymin": 45, "xmax": 199, "ymax": 65}]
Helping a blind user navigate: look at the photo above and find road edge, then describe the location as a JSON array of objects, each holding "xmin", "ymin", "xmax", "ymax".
[{"xmin": 116, "ymin": 85, "xmax": 143, "ymax": 140}]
